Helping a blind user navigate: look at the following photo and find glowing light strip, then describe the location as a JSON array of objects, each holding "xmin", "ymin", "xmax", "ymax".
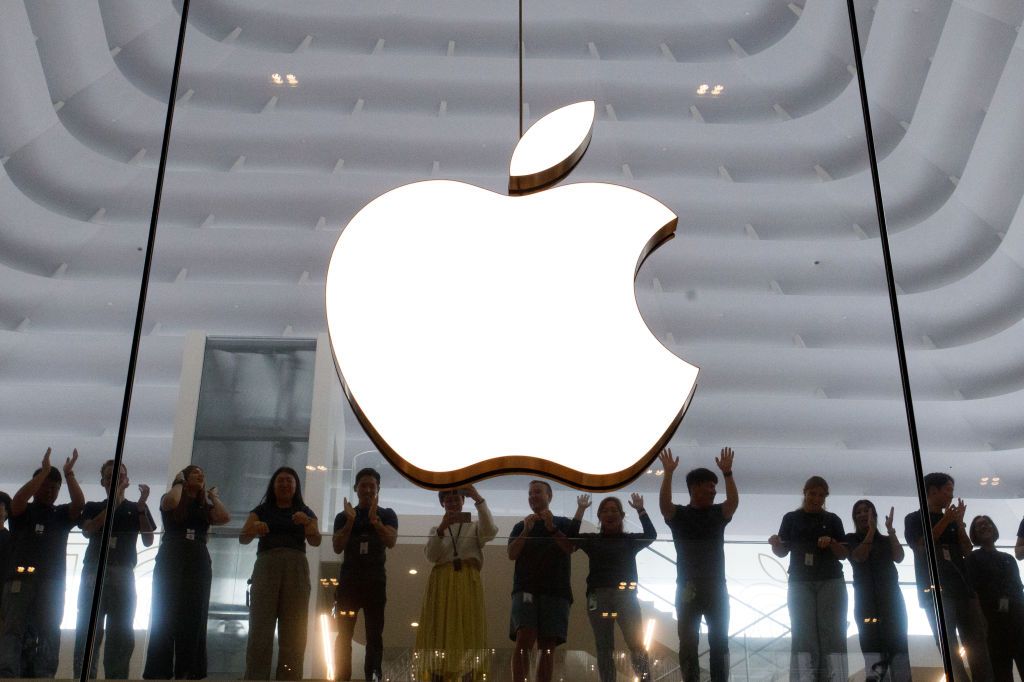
[{"xmin": 320, "ymin": 613, "xmax": 335, "ymax": 680}]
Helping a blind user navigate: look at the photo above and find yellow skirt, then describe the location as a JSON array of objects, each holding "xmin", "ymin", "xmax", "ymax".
[{"xmin": 414, "ymin": 561, "xmax": 488, "ymax": 681}]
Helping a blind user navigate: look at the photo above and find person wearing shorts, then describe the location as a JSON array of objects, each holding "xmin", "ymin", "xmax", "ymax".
[
  {"xmin": 332, "ymin": 468, "xmax": 397, "ymax": 682},
  {"xmin": 507, "ymin": 480, "xmax": 574, "ymax": 682}
]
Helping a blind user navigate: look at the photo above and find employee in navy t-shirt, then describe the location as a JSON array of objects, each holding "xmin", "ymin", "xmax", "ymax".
[
  {"xmin": 507, "ymin": 480, "xmax": 575, "ymax": 682},
  {"xmin": 905, "ymin": 472, "xmax": 992, "ymax": 682},
  {"xmin": 332, "ymin": 467, "xmax": 397, "ymax": 682},
  {"xmin": 769, "ymin": 475, "xmax": 849, "ymax": 682},
  {"xmin": 240, "ymin": 466, "xmax": 321, "ymax": 681},
  {"xmin": 74, "ymin": 460, "xmax": 155, "ymax": 679},
  {"xmin": 967, "ymin": 515, "xmax": 1024, "ymax": 682},
  {"xmin": 0, "ymin": 448, "xmax": 85, "ymax": 678},
  {"xmin": 659, "ymin": 447, "xmax": 739, "ymax": 682}
]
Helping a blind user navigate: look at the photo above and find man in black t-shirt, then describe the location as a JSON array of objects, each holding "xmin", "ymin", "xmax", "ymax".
[
  {"xmin": 332, "ymin": 467, "xmax": 397, "ymax": 682},
  {"xmin": 507, "ymin": 479, "xmax": 574, "ymax": 682},
  {"xmin": 659, "ymin": 447, "xmax": 738, "ymax": 682},
  {"xmin": 0, "ymin": 448, "xmax": 85, "ymax": 678},
  {"xmin": 905, "ymin": 472, "xmax": 992, "ymax": 681},
  {"xmin": 73, "ymin": 460, "xmax": 155, "ymax": 679}
]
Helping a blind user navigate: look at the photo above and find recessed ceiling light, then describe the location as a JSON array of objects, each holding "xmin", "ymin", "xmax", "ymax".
[
  {"xmin": 408, "ymin": 568, "xmax": 418, "ymax": 575},
  {"xmin": 410, "ymin": 622, "xmax": 419, "ymax": 628},
  {"xmin": 696, "ymin": 83, "xmax": 709, "ymax": 95},
  {"xmin": 271, "ymin": 73, "xmax": 283, "ymax": 85}
]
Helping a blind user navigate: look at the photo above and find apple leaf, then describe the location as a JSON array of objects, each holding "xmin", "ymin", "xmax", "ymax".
[{"xmin": 509, "ymin": 100, "xmax": 595, "ymax": 194}]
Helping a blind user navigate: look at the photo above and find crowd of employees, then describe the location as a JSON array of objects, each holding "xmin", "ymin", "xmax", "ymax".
[{"xmin": 1, "ymin": 446, "xmax": 1024, "ymax": 681}]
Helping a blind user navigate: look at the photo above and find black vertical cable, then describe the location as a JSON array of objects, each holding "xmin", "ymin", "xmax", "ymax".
[
  {"xmin": 845, "ymin": 1, "xmax": 954, "ymax": 678},
  {"xmin": 518, "ymin": 0, "xmax": 523, "ymax": 138},
  {"xmin": 78, "ymin": 2, "xmax": 191, "ymax": 680}
]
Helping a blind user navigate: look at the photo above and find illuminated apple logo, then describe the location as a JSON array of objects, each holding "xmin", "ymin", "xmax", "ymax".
[{"xmin": 325, "ymin": 101, "xmax": 698, "ymax": 489}]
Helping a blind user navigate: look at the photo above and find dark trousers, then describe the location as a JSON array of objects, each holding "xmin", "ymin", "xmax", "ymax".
[
  {"xmin": 74, "ymin": 565, "xmax": 137, "ymax": 679},
  {"xmin": 587, "ymin": 587, "xmax": 650, "ymax": 682},
  {"xmin": 980, "ymin": 601, "xmax": 1024, "ymax": 682},
  {"xmin": 923, "ymin": 592, "xmax": 992, "ymax": 682},
  {"xmin": 244, "ymin": 548, "xmax": 310, "ymax": 681},
  {"xmin": 853, "ymin": 584, "xmax": 909, "ymax": 681},
  {"xmin": 0, "ymin": 577, "xmax": 65, "ymax": 678},
  {"xmin": 335, "ymin": 580, "xmax": 386, "ymax": 681},
  {"xmin": 676, "ymin": 580, "xmax": 730, "ymax": 682},
  {"xmin": 143, "ymin": 541, "xmax": 213, "ymax": 679}
]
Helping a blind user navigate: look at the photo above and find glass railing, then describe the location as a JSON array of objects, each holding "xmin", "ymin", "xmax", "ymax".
[{"xmin": 27, "ymin": 528, "xmax": 968, "ymax": 679}]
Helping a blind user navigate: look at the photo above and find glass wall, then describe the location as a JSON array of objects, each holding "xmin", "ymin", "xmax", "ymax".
[
  {"xmin": 0, "ymin": 0, "xmax": 180, "ymax": 679},
  {"xmin": 863, "ymin": 0, "xmax": 1024, "ymax": 679},
  {"xmin": 4, "ymin": 1, "xmax": 1023, "ymax": 681}
]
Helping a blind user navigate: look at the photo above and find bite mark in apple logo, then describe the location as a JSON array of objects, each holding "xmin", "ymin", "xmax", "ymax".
[{"xmin": 326, "ymin": 101, "xmax": 698, "ymax": 490}]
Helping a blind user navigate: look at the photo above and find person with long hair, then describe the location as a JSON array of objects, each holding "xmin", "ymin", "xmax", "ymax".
[
  {"xmin": 844, "ymin": 500, "xmax": 909, "ymax": 681},
  {"xmin": 143, "ymin": 465, "xmax": 230, "ymax": 679},
  {"xmin": 768, "ymin": 476, "xmax": 849, "ymax": 681},
  {"xmin": 240, "ymin": 466, "xmax": 320, "ymax": 680},
  {"xmin": 967, "ymin": 515, "xmax": 1024, "ymax": 682},
  {"xmin": 414, "ymin": 484, "xmax": 497, "ymax": 681},
  {"xmin": 570, "ymin": 493, "xmax": 657, "ymax": 682}
]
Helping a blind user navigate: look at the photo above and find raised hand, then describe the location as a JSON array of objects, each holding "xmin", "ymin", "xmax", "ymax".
[
  {"xmin": 715, "ymin": 447, "xmax": 734, "ymax": 474},
  {"xmin": 40, "ymin": 448, "xmax": 53, "ymax": 474},
  {"xmin": 368, "ymin": 496, "xmax": 379, "ymax": 525},
  {"xmin": 342, "ymin": 497, "xmax": 356, "ymax": 524},
  {"xmin": 138, "ymin": 484, "xmax": 150, "ymax": 507},
  {"xmin": 576, "ymin": 494, "xmax": 592, "ymax": 511},
  {"xmin": 463, "ymin": 484, "xmax": 483, "ymax": 503},
  {"xmin": 658, "ymin": 448, "xmax": 678, "ymax": 474},
  {"xmin": 63, "ymin": 448, "xmax": 79, "ymax": 476},
  {"xmin": 885, "ymin": 506, "xmax": 895, "ymax": 534},
  {"xmin": 628, "ymin": 493, "xmax": 644, "ymax": 512},
  {"xmin": 954, "ymin": 498, "xmax": 967, "ymax": 523},
  {"xmin": 523, "ymin": 514, "xmax": 538, "ymax": 532}
]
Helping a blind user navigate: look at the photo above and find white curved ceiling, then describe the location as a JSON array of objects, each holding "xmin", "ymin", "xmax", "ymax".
[{"xmin": 2, "ymin": 0, "xmax": 1023, "ymax": 500}]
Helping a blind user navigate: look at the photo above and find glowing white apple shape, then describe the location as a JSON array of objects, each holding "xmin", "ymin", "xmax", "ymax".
[{"xmin": 325, "ymin": 101, "xmax": 698, "ymax": 489}]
